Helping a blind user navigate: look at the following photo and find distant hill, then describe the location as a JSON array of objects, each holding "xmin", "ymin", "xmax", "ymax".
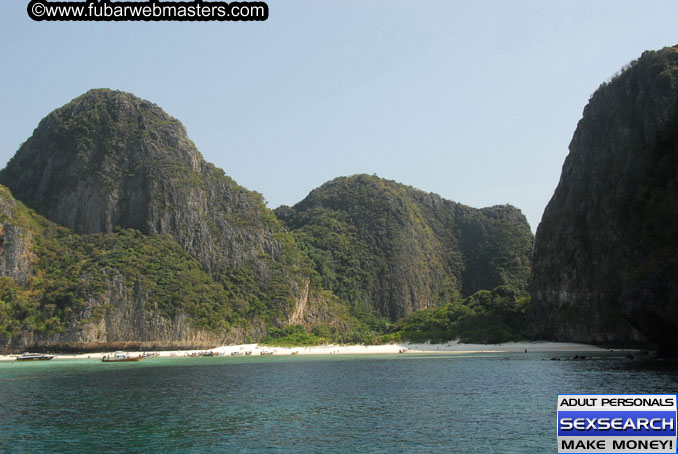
[
  {"xmin": 0, "ymin": 89, "xmax": 534, "ymax": 351},
  {"xmin": 0, "ymin": 89, "xmax": 338, "ymax": 351},
  {"xmin": 276, "ymin": 174, "xmax": 533, "ymax": 321}
]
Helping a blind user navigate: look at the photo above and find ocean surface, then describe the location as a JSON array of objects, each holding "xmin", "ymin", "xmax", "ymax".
[{"xmin": 0, "ymin": 352, "xmax": 676, "ymax": 453}]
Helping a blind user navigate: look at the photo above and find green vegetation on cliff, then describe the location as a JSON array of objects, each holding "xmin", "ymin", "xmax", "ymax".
[
  {"xmin": 276, "ymin": 174, "xmax": 533, "ymax": 323},
  {"xmin": 0, "ymin": 89, "xmax": 535, "ymax": 350},
  {"xmin": 256, "ymin": 286, "xmax": 533, "ymax": 347},
  {"xmin": 397, "ymin": 286, "xmax": 530, "ymax": 344},
  {"xmin": 0, "ymin": 177, "xmax": 532, "ymax": 348},
  {"xmin": 0, "ymin": 89, "xmax": 316, "ymax": 332},
  {"xmin": 0, "ymin": 185, "xmax": 253, "ymax": 342},
  {"xmin": 260, "ymin": 325, "xmax": 323, "ymax": 347}
]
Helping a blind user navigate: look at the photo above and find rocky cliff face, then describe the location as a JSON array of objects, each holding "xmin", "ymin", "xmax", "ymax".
[
  {"xmin": 12, "ymin": 269, "xmax": 237, "ymax": 353},
  {"xmin": 0, "ymin": 89, "xmax": 311, "ymax": 326},
  {"xmin": 531, "ymin": 46, "xmax": 678, "ymax": 355},
  {"xmin": 277, "ymin": 175, "xmax": 533, "ymax": 320},
  {"xmin": 0, "ymin": 189, "xmax": 32, "ymax": 284},
  {"xmin": 0, "ymin": 89, "xmax": 535, "ymax": 351},
  {"xmin": 0, "ymin": 89, "xmax": 289, "ymax": 275},
  {"xmin": 0, "ymin": 183, "xmax": 269, "ymax": 352}
]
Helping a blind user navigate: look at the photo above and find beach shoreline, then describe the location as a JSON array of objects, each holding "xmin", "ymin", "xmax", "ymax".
[{"xmin": 0, "ymin": 341, "xmax": 635, "ymax": 361}]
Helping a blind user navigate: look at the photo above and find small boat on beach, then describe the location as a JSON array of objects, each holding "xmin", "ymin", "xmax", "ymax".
[
  {"xmin": 102, "ymin": 351, "xmax": 143, "ymax": 362},
  {"xmin": 16, "ymin": 352, "xmax": 55, "ymax": 361},
  {"xmin": 187, "ymin": 351, "xmax": 218, "ymax": 357}
]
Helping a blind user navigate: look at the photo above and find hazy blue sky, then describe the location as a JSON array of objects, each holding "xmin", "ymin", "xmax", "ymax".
[{"xmin": 2, "ymin": 1, "xmax": 678, "ymax": 231}]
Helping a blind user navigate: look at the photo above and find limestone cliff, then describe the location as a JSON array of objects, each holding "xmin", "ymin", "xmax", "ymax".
[
  {"xmin": 0, "ymin": 89, "xmax": 535, "ymax": 350},
  {"xmin": 0, "ymin": 89, "xmax": 311, "ymax": 328},
  {"xmin": 0, "ymin": 193, "xmax": 32, "ymax": 284},
  {"xmin": 531, "ymin": 46, "xmax": 678, "ymax": 355},
  {"xmin": 0, "ymin": 184, "xmax": 262, "ymax": 352},
  {"xmin": 276, "ymin": 175, "xmax": 533, "ymax": 321}
]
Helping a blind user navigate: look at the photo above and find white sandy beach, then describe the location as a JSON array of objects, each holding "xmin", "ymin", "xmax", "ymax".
[{"xmin": 0, "ymin": 341, "xmax": 629, "ymax": 361}]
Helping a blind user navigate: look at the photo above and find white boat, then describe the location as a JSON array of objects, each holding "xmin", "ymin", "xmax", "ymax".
[{"xmin": 16, "ymin": 352, "xmax": 55, "ymax": 361}]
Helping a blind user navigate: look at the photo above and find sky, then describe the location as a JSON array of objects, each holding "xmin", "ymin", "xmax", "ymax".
[{"xmin": 2, "ymin": 1, "xmax": 678, "ymax": 232}]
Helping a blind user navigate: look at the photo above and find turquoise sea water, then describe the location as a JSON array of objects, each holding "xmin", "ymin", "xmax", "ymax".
[{"xmin": 0, "ymin": 352, "xmax": 676, "ymax": 453}]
